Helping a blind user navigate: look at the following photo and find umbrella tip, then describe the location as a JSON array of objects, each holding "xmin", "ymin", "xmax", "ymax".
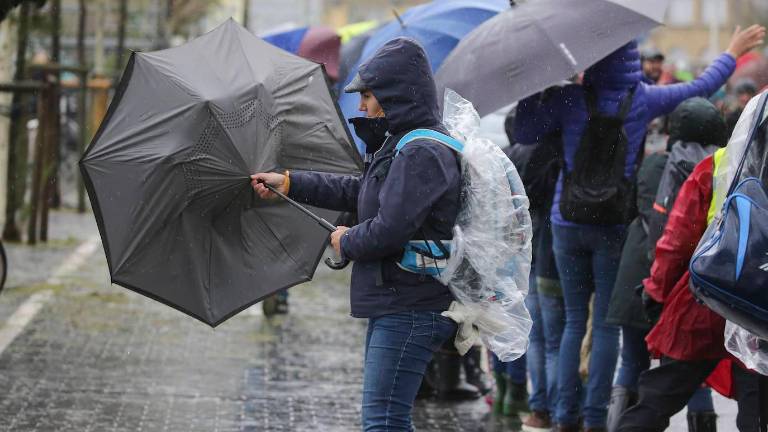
[{"xmin": 392, "ymin": 9, "xmax": 405, "ymax": 27}]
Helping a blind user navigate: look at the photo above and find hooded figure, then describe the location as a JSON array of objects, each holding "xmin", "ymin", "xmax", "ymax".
[{"xmin": 252, "ymin": 38, "xmax": 461, "ymax": 431}]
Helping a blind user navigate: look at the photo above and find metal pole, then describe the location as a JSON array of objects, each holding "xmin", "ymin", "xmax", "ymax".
[
  {"xmin": 708, "ymin": 0, "xmax": 720, "ymax": 61},
  {"xmin": 262, "ymin": 183, "xmax": 336, "ymax": 232}
]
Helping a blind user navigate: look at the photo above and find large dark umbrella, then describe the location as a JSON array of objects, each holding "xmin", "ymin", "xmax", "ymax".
[
  {"xmin": 80, "ymin": 19, "xmax": 362, "ymax": 327},
  {"xmin": 435, "ymin": 0, "xmax": 670, "ymax": 116}
]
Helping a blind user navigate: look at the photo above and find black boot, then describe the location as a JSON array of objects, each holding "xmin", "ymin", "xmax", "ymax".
[
  {"xmin": 463, "ymin": 346, "xmax": 492, "ymax": 395},
  {"xmin": 432, "ymin": 342, "xmax": 481, "ymax": 401},
  {"xmin": 686, "ymin": 411, "xmax": 717, "ymax": 432},
  {"xmin": 606, "ymin": 386, "xmax": 637, "ymax": 432}
]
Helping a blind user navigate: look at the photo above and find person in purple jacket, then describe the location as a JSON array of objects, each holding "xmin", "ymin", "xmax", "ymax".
[
  {"xmin": 514, "ymin": 25, "xmax": 765, "ymax": 432},
  {"xmin": 252, "ymin": 37, "xmax": 461, "ymax": 431}
]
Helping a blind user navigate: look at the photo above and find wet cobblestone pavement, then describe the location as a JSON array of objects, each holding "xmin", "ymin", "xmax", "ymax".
[{"xmin": 0, "ymin": 211, "xmax": 736, "ymax": 431}]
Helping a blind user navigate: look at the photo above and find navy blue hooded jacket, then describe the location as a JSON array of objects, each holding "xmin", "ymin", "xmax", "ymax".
[{"xmin": 288, "ymin": 38, "xmax": 460, "ymax": 318}]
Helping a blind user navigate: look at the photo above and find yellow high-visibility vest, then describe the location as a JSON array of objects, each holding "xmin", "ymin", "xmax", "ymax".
[{"xmin": 707, "ymin": 147, "xmax": 727, "ymax": 225}]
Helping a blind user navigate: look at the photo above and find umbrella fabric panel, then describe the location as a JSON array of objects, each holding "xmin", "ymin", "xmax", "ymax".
[
  {"xmin": 337, "ymin": 30, "xmax": 373, "ymax": 95},
  {"xmin": 262, "ymin": 27, "xmax": 309, "ymax": 54},
  {"xmin": 83, "ymin": 56, "xmax": 206, "ymax": 163},
  {"xmin": 436, "ymin": 0, "xmax": 663, "ymax": 117},
  {"xmin": 268, "ymin": 65, "xmax": 361, "ymax": 172},
  {"xmin": 298, "ymin": 26, "xmax": 341, "ymax": 81},
  {"xmin": 112, "ymin": 211, "xmax": 215, "ymax": 323}
]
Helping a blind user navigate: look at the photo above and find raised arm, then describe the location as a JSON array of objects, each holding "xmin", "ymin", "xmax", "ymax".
[{"xmin": 644, "ymin": 25, "xmax": 765, "ymax": 118}]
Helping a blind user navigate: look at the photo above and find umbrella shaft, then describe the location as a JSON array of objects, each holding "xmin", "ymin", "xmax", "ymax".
[{"xmin": 263, "ymin": 183, "xmax": 337, "ymax": 232}]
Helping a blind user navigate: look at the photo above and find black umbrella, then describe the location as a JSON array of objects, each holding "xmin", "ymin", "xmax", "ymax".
[
  {"xmin": 435, "ymin": 0, "xmax": 669, "ymax": 116},
  {"xmin": 80, "ymin": 19, "xmax": 362, "ymax": 326}
]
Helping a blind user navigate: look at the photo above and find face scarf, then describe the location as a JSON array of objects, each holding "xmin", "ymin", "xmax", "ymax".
[{"xmin": 349, "ymin": 117, "xmax": 389, "ymax": 155}]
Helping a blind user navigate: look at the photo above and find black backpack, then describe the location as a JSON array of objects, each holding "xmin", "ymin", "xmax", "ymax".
[
  {"xmin": 502, "ymin": 134, "xmax": 562, "ymax": 218},
  {"xmin": 645, "ymin": 142, "xmax": 717, "ymax": 259},
  {"xmin": 560, "ymin": 85, "xmax": 637, "ymax": 225}
]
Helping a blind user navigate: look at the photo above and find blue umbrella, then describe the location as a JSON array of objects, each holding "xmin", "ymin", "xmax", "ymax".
[
  {"xmin": 338, "ymin": 0, "xmax": 509, "ymax": 154},
  {"xmin": 262, "ymin": 27, "xmax": 308, "ymax": 54}
]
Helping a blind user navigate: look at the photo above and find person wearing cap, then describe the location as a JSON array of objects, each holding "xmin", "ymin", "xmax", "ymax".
[
  {"xmin": 251, "ymin": 37, "xmax": 461, "ymax": 431},
  {"xmin": 641, "ymin": 47, "xmax": 665, "ymax": 84},
  {"xmin": 726, "ymin": 78, "xmax": 758, "ymax": 134}
]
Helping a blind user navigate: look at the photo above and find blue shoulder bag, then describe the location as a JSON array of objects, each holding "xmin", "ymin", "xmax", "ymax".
[{"xmin": 689, "ymin": 92, "xmax": 768, "ymax": 339}]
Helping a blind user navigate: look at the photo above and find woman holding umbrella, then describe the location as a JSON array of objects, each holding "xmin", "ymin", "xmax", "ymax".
[{"xmin": 252, "ymin": 37, "xmax": 461, "ymax": 431}]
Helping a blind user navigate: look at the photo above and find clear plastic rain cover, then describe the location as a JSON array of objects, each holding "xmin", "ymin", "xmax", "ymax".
[
  {"xmin": 440, "ymin": 89, "xmax": 533, "ymax": 362},
  {"xmin": 725, "ymin": 320, "xmax": 768, "ymax": 376}
]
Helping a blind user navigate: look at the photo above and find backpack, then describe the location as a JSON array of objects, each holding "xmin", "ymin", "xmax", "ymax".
[
  {"xmin": 689, "ymin": 92, "xmax": 768, "ymax": 339},
  {"xmin": 503, "ymin": 134, "xmax": 562, "ymax": 219},
  {"xmin": 560, "ymin": 86, "xmax": 637, "ymax": 225},
  {"xmin": 646, "ymin": 142, "xmax": 718, "ymax": 259},
  {"xmin": 390, "ymin": 94, "xmax": 533, "ymax": 361}
]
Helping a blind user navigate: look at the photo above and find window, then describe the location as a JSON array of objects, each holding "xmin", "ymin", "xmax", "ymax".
[
  {"xmin": 701, "ymin": 0, "xmax": 727, "ymax": 26},
  {"xmin": 667, "ymin": 0, "xmax": 694, "ymax": 26}
]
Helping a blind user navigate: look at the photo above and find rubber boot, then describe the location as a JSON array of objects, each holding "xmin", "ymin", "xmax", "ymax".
[
  {"xmin": 493, "ymin": 371, "xmax": 508, "ymax": 415},
  {"xmin": 503, "ymin": 377, "xmax": 529, "ymax": 416},
  {"xmin": 432, "ymin": 345, "xmax": 481, "ymax": 401},
  {"xmin": 606, "ymin": 386, "xmax": 637, "ymax": 432},
  {"xmin": 464, "ymin": 346, "xmax": 492, "ymax": 395},
  {"xmin": 686, "ymin": 411, "xmax": 717, "ymax": 432}
]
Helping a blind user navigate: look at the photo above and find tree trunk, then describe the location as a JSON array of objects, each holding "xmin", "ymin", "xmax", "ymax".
[
  {"xmin": 41, "ymin": 0, "xmax": 62, "ymax": 239},
  {"xmin": 2, "ymin": 2, "xmax": 28, "ymax": 242},
  {"xmin": 115, "ymin": 0, "xmax": 127, "ymax": 76},
  {"xmin": 76, "ymin": 0, "xmax": 87, "ymax": 213},
  {"xmin": 242, "ymin": 0, "xmax": 249, "ymax": 30}
]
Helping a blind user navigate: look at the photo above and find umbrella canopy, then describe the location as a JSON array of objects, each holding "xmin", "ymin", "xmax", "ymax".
[
  {"xmin": 436, "ymin": 0, "xmax": 670, "ymax": 117},
  {"xmin": 336, "ymin": 27, "xmax": 377, "ymax": 96},
  {"xmin": 81, "ymin": 19, "xmax": 362, "ymax": 327},
  {"xmin": 337, "ymin": 0, "xmax": 509, "ymax": 153},
  {"xmin": 263, "ymin": 26, "xmax": 342, "ymax": 81}
]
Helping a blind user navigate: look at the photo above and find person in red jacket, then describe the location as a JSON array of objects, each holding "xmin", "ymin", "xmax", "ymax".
[{"xmin": 617, "ymin": 155, "xmax": 761, "ymax": 432}]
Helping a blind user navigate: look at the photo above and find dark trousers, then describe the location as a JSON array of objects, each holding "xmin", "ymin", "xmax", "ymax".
[{"xmin": 617, "ymin": 357, "xmax": 761, "ymax": 432}]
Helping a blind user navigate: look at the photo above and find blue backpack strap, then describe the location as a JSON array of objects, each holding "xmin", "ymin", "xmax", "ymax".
[{"xmin": 394, "ymin": 128, "xmax": 464, "ymax": 155}]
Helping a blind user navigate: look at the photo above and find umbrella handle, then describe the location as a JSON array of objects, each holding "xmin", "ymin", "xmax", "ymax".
[{"xmin": 324, "ymin": 255, "xmax": 350, "ymax": 270}]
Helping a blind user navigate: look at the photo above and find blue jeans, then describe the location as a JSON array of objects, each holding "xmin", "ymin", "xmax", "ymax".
[
  {"xmin": 493, "ymin": 352, "xmax": 527, "ymax": 384},
  {"xmin": 617, "ymin": 326, "xmax": 714, "ymax": 412},
  {"xmin": 616, "ymin": 326, "xmax": 651, "ymax": 390},
  {"xmin": 362, "ymin": 311, "xmax": 457, "ymax": 432},
  {"xmin": 552, "ymin": 224, "xmax": 624, "ymax": 428},
  {"xmin": 526, "ymin": 281, "xmax": 565, "ymax": 413}
]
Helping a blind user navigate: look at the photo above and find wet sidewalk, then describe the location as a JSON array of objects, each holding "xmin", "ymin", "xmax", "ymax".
[{"xmin": 0, "ymin": 211, "xmax": 736, "ymax": 431}]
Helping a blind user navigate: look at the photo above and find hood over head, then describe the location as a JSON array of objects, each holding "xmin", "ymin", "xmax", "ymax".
[
  {"xmin": 583, "ymin": 41, "xmax": 642, "ymax": 91},
  {"xmin": 355, "ymin": 37, "xmax": 441, "ymax": 135},
  {"xmin": 668, "ymin": 97, "xmax": 728, "ymax": 148}
]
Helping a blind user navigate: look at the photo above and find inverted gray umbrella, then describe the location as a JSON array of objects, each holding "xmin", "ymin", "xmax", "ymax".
[
  {"xmin": 80, "ymin": 19, "xmax": 362, "ymax": 326},
  {"xmin": 435, "ymin": 0, "xmax": 669, "ymax": 117}
]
